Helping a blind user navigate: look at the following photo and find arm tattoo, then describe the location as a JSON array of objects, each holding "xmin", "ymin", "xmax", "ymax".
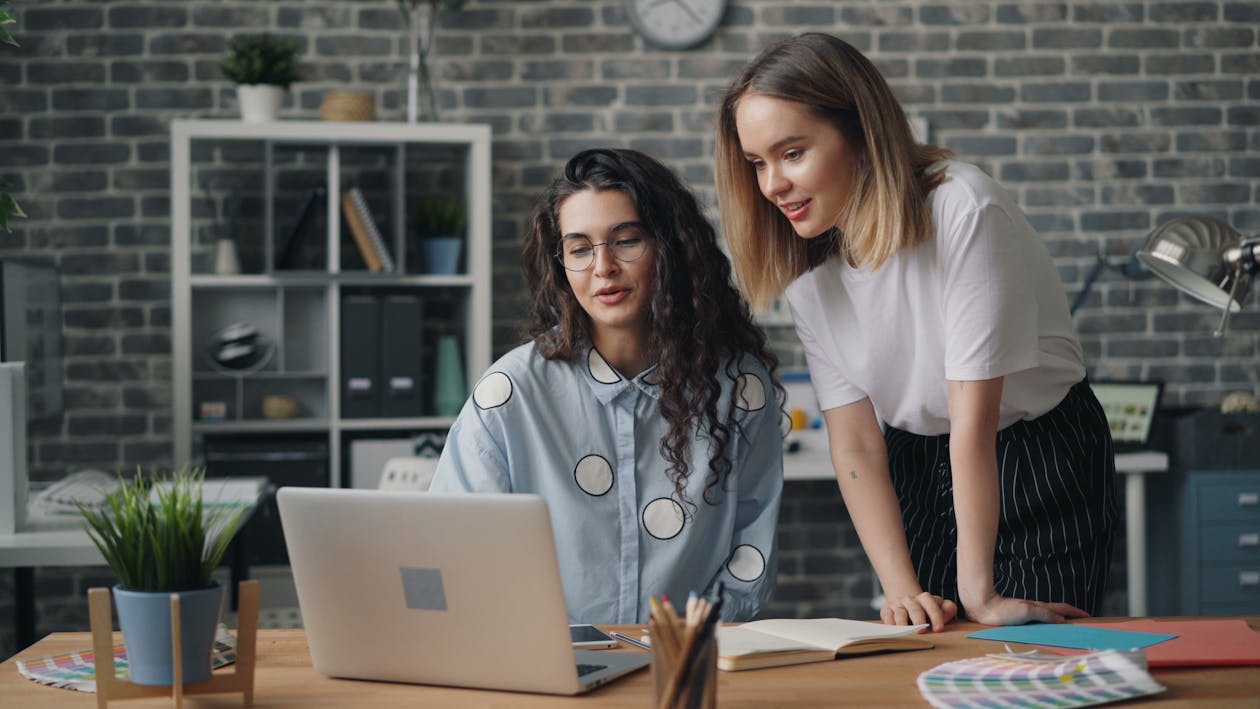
[{"xmin": 849, "ymin": 470, "xmax": 858, "ymax": 480}]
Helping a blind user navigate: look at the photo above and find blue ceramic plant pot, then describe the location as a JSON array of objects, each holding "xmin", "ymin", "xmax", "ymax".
[
  {"xmin": 422, "ymin": 237, "xmax": 463, "ymax": 274},
  {"xmin": 113, "ymin": 582, "xmax": 223, "ymax": 686}
]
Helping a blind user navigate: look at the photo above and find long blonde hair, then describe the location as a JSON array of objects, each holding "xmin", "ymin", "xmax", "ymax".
[{"xmin": 716, "ymin": 32, "xmax": 952, "ymax": 309}]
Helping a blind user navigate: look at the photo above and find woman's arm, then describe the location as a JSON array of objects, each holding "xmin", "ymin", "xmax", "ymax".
[
  {"xmin": 947, "ymin": 377, "xmax": 1088, "ymax": 625},
  {"xmin": 823, "ymin": 399, "xmax": 956, "ymax": 631}
]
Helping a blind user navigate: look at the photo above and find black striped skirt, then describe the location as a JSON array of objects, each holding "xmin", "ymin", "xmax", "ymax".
[{"xmin": 884, "ymin": 379, "xmax": 1120, "ymax": 615}]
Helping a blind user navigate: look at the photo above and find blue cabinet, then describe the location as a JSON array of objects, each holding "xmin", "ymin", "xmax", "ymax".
[{"xmin": 1178, "ymin": 470, "xmax": 1260, "ymax": 615}]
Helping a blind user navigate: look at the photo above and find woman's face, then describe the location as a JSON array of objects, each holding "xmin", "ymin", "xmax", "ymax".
[
  {"xmin": 734, "ymin": 93, "xmax": 862, "ymax": 239},
  {"xmin": 557, "ymin": 188, "xmax": 657, "ymax": 345}
]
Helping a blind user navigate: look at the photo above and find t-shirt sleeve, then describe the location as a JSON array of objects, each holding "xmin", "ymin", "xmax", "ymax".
[
  {"xmin": 939, "ymin": 203, "xmax": 1040, "ymax": 381},
  {"xmin": 786, "ymin": 285, "xmax": 866, "ymax": 411},
  {"xmin": 428, "ymin": 382, "xmax": 512, "ymax": 493}
]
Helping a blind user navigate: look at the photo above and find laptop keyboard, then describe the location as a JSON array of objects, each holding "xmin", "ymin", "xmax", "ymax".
[{"xmin": 576, "ymin": 663, "xmax": 608, "ymax": 677}]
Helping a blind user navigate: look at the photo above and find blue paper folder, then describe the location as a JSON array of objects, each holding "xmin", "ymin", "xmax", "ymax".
[{"xmin": 968, "ymin": 624, "xmax": 1177, "ymax": 650}]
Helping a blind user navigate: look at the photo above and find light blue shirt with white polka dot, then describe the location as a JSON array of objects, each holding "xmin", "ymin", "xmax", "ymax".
[{"xmin": 430, "ymin": 340, "xmax": 783, "ymax": 624}]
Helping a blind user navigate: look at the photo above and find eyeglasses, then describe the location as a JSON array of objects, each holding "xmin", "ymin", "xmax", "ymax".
[{"xmin": 556, "ymin": 235, "xmax": 650, "ymax": 272}]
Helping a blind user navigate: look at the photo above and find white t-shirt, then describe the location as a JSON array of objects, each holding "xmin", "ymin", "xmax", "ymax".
[{"xmin": 785, "ymin": 160, "xmax": 1084, "ymax": 435}]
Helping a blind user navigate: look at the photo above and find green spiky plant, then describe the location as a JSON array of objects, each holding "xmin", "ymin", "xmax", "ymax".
[
  {"xmin": 78, "ymin": 466, "xmax": 243, "ymax": 592},
  {"xmin": 412, "ymin": 195, "xmax": 467, "ymax": 237},
  {"xmin": 219, "ymin": 33, "xmax": 302, "ymax": 88},
  {"xmin": 0, "ymin": 0, "xmax": 26, "ymax": 233}
]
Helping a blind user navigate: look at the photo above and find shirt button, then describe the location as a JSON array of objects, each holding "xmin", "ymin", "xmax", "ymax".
[{"xmin": 624, "ymin": 385, "xmax": 635, "ymax": 395}]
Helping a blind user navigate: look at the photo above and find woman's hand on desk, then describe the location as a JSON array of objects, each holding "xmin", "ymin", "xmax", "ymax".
[
  {"xmin": 961, "ymin": 592, "xmax": 1090, "ymax": 627},
  {"xmin": 880, "ymin": 592, "xmax": 958, "ymax": 632}
]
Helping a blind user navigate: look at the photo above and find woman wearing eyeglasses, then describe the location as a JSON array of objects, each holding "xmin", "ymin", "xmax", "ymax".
[{"xmin": 430, "ymin": 148, "xmax": 783, "ymax": 624}]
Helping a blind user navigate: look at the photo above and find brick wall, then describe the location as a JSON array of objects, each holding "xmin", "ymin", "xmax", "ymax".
[{"xmin": 1, "ymin": 0, "xmax": 1256, "ymax": 658}]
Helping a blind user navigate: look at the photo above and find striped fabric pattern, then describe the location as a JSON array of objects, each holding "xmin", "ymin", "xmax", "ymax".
[{"xmin": 885, "ymin": 380, "xmax": 1120, "ymax": 615}]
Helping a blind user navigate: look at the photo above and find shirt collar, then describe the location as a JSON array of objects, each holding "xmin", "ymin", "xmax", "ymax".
[{"xmin": 580, "ymin": 345, "xmax": 662, "ymax": 405}]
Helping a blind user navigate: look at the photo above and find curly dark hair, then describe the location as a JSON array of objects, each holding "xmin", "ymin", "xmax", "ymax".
[{"xmin": 521, "ymin": 148, "xmax": 782, "ymax": 510}]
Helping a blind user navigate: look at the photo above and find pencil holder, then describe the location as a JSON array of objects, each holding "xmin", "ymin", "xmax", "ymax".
[{"xmin": 649, "ymin": 630, "xmax": 717, "ymax": 709}]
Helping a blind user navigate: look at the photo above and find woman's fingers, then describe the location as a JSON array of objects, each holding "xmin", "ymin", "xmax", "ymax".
[{"xmin": 882, "ymin": 594, "xmax": 957, "ymax": 631}]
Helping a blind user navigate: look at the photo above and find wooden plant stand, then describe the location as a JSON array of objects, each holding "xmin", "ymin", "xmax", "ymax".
[{"xmin": 87, "ymin": 580, "xmax": 259, "ymax": 708}]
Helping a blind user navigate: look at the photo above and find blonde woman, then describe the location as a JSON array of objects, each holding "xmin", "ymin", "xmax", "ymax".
[{"xmin": 716, "ymin": 33, "xmax": 1118, "ymax": 630}]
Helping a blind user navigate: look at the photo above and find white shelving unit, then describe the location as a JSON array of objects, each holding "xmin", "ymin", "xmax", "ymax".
[{"xmin": 170, "ymin": 119, "xmax": 492, "ymax": 487}]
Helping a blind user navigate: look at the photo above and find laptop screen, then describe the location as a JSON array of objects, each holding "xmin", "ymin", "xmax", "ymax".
[{"xmin": 1090, "ymin": 380, "xmax": 1163, "ymax": 449}]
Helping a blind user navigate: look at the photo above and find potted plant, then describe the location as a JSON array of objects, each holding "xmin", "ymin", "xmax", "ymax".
[
  {"xmin": 0, "ymin": 0, "xmax": 26, "ymax": 233},
  {"xmin": 413, "ymin": 195, "xmax": 466, "ymax": 274},
  {"xmin": 78, "ymin": 466, "xmax": 243, "ymax": 686},
  {"xmin": 219, "ymin": 33, "xmax": 302, "ymax": 122}
]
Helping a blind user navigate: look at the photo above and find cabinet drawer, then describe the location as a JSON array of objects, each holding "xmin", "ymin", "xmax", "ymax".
[
  {"xmin": 1198, "ymin": 565, "xmax": 1260, "ymax": 606},
  {"xmin": 1199, "ymin": 523, "xmax": 1260, "ymax": 563},
  {"xmin": 1197, "ymin": 478, "xmax": 1260, "ymax": 522}
]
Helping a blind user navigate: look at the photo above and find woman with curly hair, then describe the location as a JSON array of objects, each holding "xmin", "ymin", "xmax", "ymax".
[{"xmin": 430, "ymin": 148, "xmax": 783, "ymax": 623}]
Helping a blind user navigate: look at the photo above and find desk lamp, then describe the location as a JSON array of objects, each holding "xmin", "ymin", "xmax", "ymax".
[{"xmin": 1136, "ymin": 215, "xmax": 1260, "ymax": 337}]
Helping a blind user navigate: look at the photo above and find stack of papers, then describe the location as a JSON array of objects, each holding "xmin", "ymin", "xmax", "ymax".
[
  {"xmin": 16, "ymin": 628, "xmax": 237, "ymax": 693},
  {"xmin": 918, "ymin": 648, "xmax": 1165, "ymax": 709}
]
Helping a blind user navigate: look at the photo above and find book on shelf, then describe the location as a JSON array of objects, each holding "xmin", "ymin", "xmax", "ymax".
[
  {"xmin": 275, "ymin": 187, "xmax": 324, "ymax": 270},
  {"xmin": 715, "ymin": 618, "xmax": 932, "ymax": 671},
  {"xmin": 340, "ymin": 187, "xmax": 395, "ymax": 273}
]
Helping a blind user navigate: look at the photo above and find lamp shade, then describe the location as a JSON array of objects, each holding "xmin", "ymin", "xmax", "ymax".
[{"xmin": 1136, "ymin": 215, "xmax": 1250, "ymax": 313}]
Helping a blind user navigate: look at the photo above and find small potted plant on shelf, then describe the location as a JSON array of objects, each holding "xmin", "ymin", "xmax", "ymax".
[
  {"xmin": 219, "ymin": 33, "xmax": 303, "ymax": 122},
  {"xmin": 78, "ymin": 466, "xmax": 243, "ymax": 686},
  {"xmin": 413, "ymin": 195, "xmax": 466, "ymax": 274}
]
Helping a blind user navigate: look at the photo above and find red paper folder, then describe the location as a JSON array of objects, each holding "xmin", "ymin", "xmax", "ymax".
[{"xmin": 1040, "ymin": 619, "xmax": 1260, "ymax": 667}]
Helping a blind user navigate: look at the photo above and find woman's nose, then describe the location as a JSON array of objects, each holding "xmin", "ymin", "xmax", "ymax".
[
  {"xmin": 592, "ymin": 243, "xmax": 619, "ymax": 275},
  {"xmin": 761, "ymin": 165, "xmax": 788, "ymax": 198}
]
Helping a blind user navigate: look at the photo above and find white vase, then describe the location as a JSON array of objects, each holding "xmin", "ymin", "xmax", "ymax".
[
  {"xmin": 236, "ymin": 84, "xmax": 284, "ymax": 123},
  {"xmin": 214, "ymin": 238, "xmax": 241, "ymax": 275}
]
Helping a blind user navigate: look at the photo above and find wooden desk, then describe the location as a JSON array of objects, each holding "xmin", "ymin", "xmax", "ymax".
[{"xmin": 3, "ymin": 619, "xmax": 1258, "ymax": 707}]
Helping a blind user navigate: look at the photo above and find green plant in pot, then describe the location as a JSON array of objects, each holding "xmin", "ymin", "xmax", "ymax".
[
  {"xmin": 0, "ymin": 0, "xmax": 26, "ymax": 233},
  {"xmin": 78, "ymin": 466, "xmax": 243, "ymax": 686},
  {"xmin": 413, "ymin": 195, "xmax": 466, "ymax": 274},
  {"xmin": 219, "ymin": 33, "xmax": 303, "ymax": 123}
]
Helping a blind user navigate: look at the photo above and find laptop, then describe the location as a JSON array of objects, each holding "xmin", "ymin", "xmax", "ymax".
[
  {"xmin": 276, "ymin": 488, "xmax": 649, "ymax": 695},
  {"xmin": 1089, "ymin": 380, "xmax": 1163, "ymax": 453}
]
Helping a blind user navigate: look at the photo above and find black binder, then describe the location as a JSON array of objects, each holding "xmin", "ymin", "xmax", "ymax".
[
  {"xmin": 379, "ymin": 295, "xmax": 424, "ymax": 418},
  {"xmin": 340, "ymin": 295, "xmax": 381, "ymax": 418}
]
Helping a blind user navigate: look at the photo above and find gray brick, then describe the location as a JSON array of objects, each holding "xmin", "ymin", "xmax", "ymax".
[
  {"xmin": 109, "ymin": 5, "xmax": 186, "ymax": 28},
  {"xmin": 1100, "ymin": 184, "xmax": 1175, "ymax": 205},
  {"xmin": 1149, "ymin": 2, "xmax": 1219, "ymax": 22},
  {"xmin": 956, "ymin": 30, "xmax": 1025, "ymax": 51},
  {"xmin": 1072, "ymin": 55, "xmax": 1139, "ymax": 75},
  {"xmin": 1180, "ymin": 182, "xmax": 1251, "ymax": 204},
  {"xmin": 1033, "ymin": 28, "xmax": 1101, "ymax": 49},
  {"xmin": 840, "ymin": 5, "xmax": 913, "ymax": 25},
  {"xmin": 613, "ymin": 111, "xmax": 673, "ymax": 133},
  {"xmin": 191, "ymin": 5, "xmax": 269, "ymax": 27},
  {"xmin": 921, "ymin": 4, "xmax": 991, "ymax": 24},
  {"xmin": 1184, "ymin": 27, "xmax": 1256, "ymax": 48},
  {"xmin": 923, "ymin": 109, "xmax": 990, "ymax": 130},
  {"xmin": 1225, "ymin": 2, "xmax": 1260, "ymax": 21},
  {"xmin": 999, "ymin": 161, "xmax": 1070, "ymax": 182},
  {"xmin": 1153, "ymin": 157, "xmax": 1227, "ymax": 177},
  {"xmin": 1229, "ymin": 157, "xmax": 1260, "ymax": 177},
  {"xmin": 1174, "ymin": 79, "xmax": 1244, "ymax": 101},
  {"xmin": 626, "ymin": 85, "xmax": 696, "ymax": 107},
  {"xmin": 1025, "ymin": 187, "xmax": 1093, "ymax": 207},
  {"xmin": 517, "ymin": 113, "xmax": 595, "ymax": 133},
  {"xmin": 544, "ymin": 84, "xmax": 617, "ymax": 107},
  {"xmin": 29, "ymin": 116, "xmax": 106, "ymax": 140},
  {"xmin": 1081, "ymin": 211, "xmax": 1150, "ymax": 231},
  {"xmin": 66, "ymin": 33, "xmax": 145, "ymax": 56},
  {"xmin": 1100, "ymin": 132, "xmax": 1171, "ymax": 153},
  {"xmin": 872, "ymin": 58, "xmax": 910, "ymax": 79},
  {"xmin": 442, "ymin": 8, "xmax": 512, "ymax": 31},
  {"xmin": 998, "ymin": 3, "xmax": 1068, "ymax": 22},
  {"xmin": 941, "ymin": 83, "xmax": 1015, "ymax": 103},
  {"xmin": 679, "ymin": 57, "xmax": 746, "ymax": 80},
  {"xmin": 28, "ymin": 61, "xmax": 106, "ymax": 84},
  {"xmin": 49, "ymin": 88, "xmax": 128, "ymax": 112},
  {"xmin": 1222, "ymin": 53, "xmax": 1260, "ymax": 75},
  {"xmin": 111, "ymin": 60, "xmax": 191, "ymax": 84},
  {"xmin": 878, "ymin": 32, "xmax": 949, "ymax": 52},
  {"xmin": 626, "ymin": 138, "xmax": 703, "ymax": 159},
  {"xmin": 1098, "ymin": 81, "xmax": 1170, "ymax": 102},
  {"xmin": 111, "ymin": 116, "xmax": 168, "ymax": 138},
  {"xmin": 1145, "ymin": 54, "xmax": 1216, "ymax": 74},
  {"xmin": 57, "ymin": 196, "xmax": 134, "ymax": 220},
  {"xmin": 890, "ymin": 83, "xmax": 935, "ymax": 105},
  {"xmin": 1073, "ymin": 3, "xmax": 1144, "ymax": 21},
  {"xmin": 1025, "ymin": 135, "xmax": 1094, "ymax": 155},
  {"xmin": 1075, "ymin": 313, "xmax": 1148, "ymax": 335},
  {"xmin": 1109, "ymin": 29, "xmax": 1179, "ymax": 48},
  {"xmin": 137, "ymin": 87, "xmax": 214, "ymax": 110},
  {"xmin": 1076, "ymin": 108, "xmax": 1142, "ymax": 128},
  {"xmin": 1106, "ymin": 338, "xmax": 1179, "ymax": 358},
  {"xmin": 443, "ymin": 59, "xmax": 515, "ymax": 81},
  {"xmin": 546, "ymin": 138, "xmax": 611, "ymax": 160},
  {"xmin": 602, "ymin": 59, "xmax": 670, "ymax": 80},
  {"xmin": 917, "ymin": 57, "xmax": 986, "ymax": 78},
  {"xmin": 1021, "ymin": 82, "xmax": 1090, "ymax": 102},
  {"xmin": 23, "ymin": 7, "xmax": 103, "ymax": 30},
  {"xmin": 996, "ymin": 109, "xmax": 1066, "ymax": 129},
  {"xmin": 520, "ymin": 6, "xmax": 595, "ymax": 28},
  {"xmin": 1228, "ymin": 105, "xmax": 1260, "ymax": 125},
  {"xmin": 944, "ymin": 135, "xmax": 1016, "ymax": 156},
  {"xmin": 563, "ymin": 33, "xmax": 634, "ymax": 53},
  {"xmin": 1151, "ymin": 106, "xmax": 1223, "ymax": 126},
  {"xmin": 1176, "ymin": 130, "xmax": 1247, "ymax": 152},
  {"xmin": 994, "ymin": 56, "xmax": 1065, "ymax": 77},
  {"xmin": 51, "ymin": 143, "xmax": 131, "ymax": 166},
  {"xmin": 315, "ymin": 35, "xmax": 392, "ymax": 56},
  {"xmin": 464, "ymin": 86, "xmax": 536, "ymax": 109},
  {"xmin": 762, "ymin": 6, "xmax": 835, "ymax": 25},
  {"xmin": 480, "ymin": 34, "xmax": 555, "ymax": 55}
]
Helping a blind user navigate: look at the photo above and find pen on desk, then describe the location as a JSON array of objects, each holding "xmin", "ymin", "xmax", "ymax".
[{"xmin": 610, "ymin": 631, "xmax": 651, "ymax": 651}]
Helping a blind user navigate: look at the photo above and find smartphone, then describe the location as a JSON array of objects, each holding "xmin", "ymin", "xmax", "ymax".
[{"xmin": 569, "ymin": 624, "xmax": 617, "ymax": 649}]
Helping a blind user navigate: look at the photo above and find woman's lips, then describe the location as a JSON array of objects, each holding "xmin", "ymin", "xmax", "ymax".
[
  {"xmin": 781, "ymin": 199, "xmax": 810, "ymax": 222},
  {"xmin": 595, "ymin": 287, "xmax": 630, "ymax": 305}
]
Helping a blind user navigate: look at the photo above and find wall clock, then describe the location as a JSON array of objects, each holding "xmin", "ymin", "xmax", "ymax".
[{"xmin": 624, "ymin": 0, "xmax": 727, "ymax": 50}]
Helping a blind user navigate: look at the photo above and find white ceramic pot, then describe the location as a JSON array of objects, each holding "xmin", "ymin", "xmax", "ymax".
[{"xmin": 236, "ymin": 84, "xmax": 284, "ymax": 123}]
